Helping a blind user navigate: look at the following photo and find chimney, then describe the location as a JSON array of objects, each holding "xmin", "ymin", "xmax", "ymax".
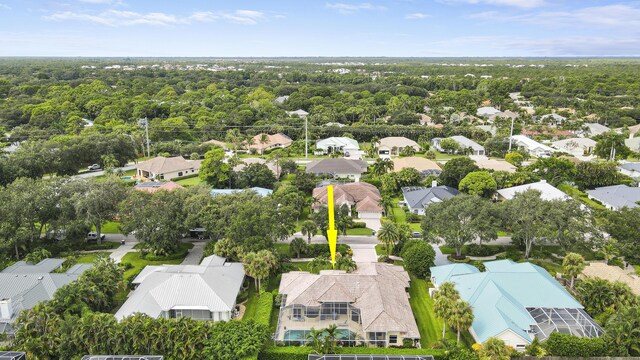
[
  {"xmin": 0, "ymin": 298, "xmax": 12, "ymax": 320},
  {"xmin": 431, "ymin": 180, "xmax": 438, "ymax": 188}
]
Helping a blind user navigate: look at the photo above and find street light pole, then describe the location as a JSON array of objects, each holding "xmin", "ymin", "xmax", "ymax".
[{"xmin": 508, "ymin": 117, "xmax": 515, "ymax": 152}]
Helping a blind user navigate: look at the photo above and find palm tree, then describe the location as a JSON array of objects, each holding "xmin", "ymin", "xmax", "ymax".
[
  {"xmin": 562, "ymin": 252, "xmax": 585, "ymax": 288},
  {"xmin": 377, "ymin": 222, "xmax": 400, "ymax": 256},
  {"xmin": 307, "ymin": 328, "xmax": 325, "ymax": 354},
  {"xmin": 600, "ymin": 240, "xmax": 619, "ymax": 264},
  {"xmin": 480, "ymin": 337, "xmax": 512, "ymax": 360},
  {"xmin": 323, "ymin": 324, "xmax": 339, "ymax": 354},
  {"xmin": 242, "ymin": 250, "xmax": 277, "ymax": 293},
  {"xmin": 450, "ymin": 300, "xmax": 474, "ymax": 344},
  {"xmin": 433, "ymin": 282, "xmax": 460, "ymax": 339},
  {"xmin": 290, "ymin": 237, "xmax": 308, "ymax": 258},
  {"xmin": 378, "ymin": 195, "xmax": 394, "ymax": 219},
  {"xmin": 301, "ymin": 220, "xmax": 318, "ymax": 244},
  {"xmin": 371, "ymin": 158, "xmax": 393, "ymax": 177}
]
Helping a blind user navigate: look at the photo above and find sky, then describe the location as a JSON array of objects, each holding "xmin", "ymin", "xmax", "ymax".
[{"xmin": 0, "ymin": 0, "xmax": 639, "ymax": 57}]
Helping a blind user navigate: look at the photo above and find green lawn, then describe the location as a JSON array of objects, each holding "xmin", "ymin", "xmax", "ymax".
[
  {"xmin": 175, "ymin": 176, "xmax": 205, "ymax": 187},
  {"xmin": 525, "ymin": 259, "xmax": 564, "ymax": 276},
  {"xmin": 408, "ymin": 275, "xmax": 458, "ymax": 346},
  {"xmin": 120, "ymin": 243, "xmax": 194, "ymax": 281},
  {"xmin": 635, "ymin": 265, "xmax": 640, "ymax": 276},
  {"xmin": 557, "ymin": 184, "xmax": 605, "ymax": 210},
  {"xmin": 274, "ymin": 243, "xmax": 291, "ymax": 257},
  {"xmin": 345, "ymin": 227, "xmax": 374, "ymax": 236},
  {"xmin": 375, "ymin": 244, "xmax": 387, "ymax": 256},
  {"xmin": 95, "ymin": 221, "xmax": 121, "ymax": 234},
  {"xmin": 241, "ymin": 283, "xmax": 260, "ymax": 321},
  {"xmin": 75, "ymin": 252, "xmax": 110, "ymax": 264}
]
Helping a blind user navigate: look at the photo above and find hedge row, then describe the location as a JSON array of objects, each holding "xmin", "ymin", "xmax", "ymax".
[
  {"xmin": 544, "ymin": 332, "xmax": 612, "ymax": 357},
  {"xmin": 254, "ymin": 292, "xmax": 274, "ymax": 327},
  {"xmin": 259, "ymin": 346, "xmax": 446, "ymax": 360},
  {"xmin": 170, "ymin": 173, "xmax": 199, "ymax": 181}
]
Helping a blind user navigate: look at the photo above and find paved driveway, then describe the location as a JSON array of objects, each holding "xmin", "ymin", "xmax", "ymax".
[
  {"xmin": 359, "ymin": 218, "xmax": 382, "ymax": 231},
  {"xmin": 181, "ymin": 242, "xmax": 206, "ymax": 265},
  {"xmin": 350, "ymin": 243, "xmax": 378, "ymax": 263}
]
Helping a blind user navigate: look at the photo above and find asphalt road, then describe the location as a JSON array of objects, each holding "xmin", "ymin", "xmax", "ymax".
[{"xmin": 75, "ymin": 165, "xmax": 137, "ymax": 179}]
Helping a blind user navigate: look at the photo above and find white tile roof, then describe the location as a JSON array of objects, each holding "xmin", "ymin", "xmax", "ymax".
[{"xmin": 497, "ymin": 180, "xmax": 570, "ymax": 201}]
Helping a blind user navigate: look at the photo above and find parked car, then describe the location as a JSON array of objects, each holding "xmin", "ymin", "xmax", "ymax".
[
  {"xmin": 87, "ymin": 164, "xmax": 101, "ymax": 171},
  {"xmin": 87, "ymin": 231, "xmax": 106, "ymax": 243},
  {"xmin": 344, "ymin": 151, "xmax": 350, "ymax": 157},
  {"xmin": 411, "ymin": 231, "xmax": 422, "ymax": 238}
]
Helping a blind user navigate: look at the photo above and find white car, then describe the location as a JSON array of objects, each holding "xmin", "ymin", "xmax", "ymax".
[
  {"xmin": 87, "ymin": 164, "xmax": 101, "ymax": 171},
  {"xmin": 87, "ymin": 231, "xmax": 106, "ymax": 243}
]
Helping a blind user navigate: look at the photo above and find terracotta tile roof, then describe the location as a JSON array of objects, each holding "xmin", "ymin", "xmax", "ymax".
[
  {"xmin": 136, "ymin": 156, "xmax": 201, "ymax": 175},
  {"xmin": 248, "ymin": 133, "xmax": 293, "ymax": 151},
  {"xmin": 312, "ymin": 182, "xmax": 381, "ymax": 212}
]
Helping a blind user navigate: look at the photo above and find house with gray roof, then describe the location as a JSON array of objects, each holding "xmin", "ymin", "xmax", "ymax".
[
  {"xmin": 306, "ymin": 158, "xmax": 368, "ymax": 182},
  {"xmin": 430, "ymin": 260, "xmax": 602, "ymax": 349},
  {"xmin": 581, "ymin": 123, "xmax": 610, "ymax": 137},
  {"xmin": 432, "ymin": 136, "xmax": 485, "ymax": 156},
  {"xmin": 115, "ymin": 255, "xmax": 244, "ymax": 322},
  {"xmin": 619, "ymin": 162, "xmax": 640, "ymax": 179},
  {"xmin": 587, "ymin": 185, "xmax": 640, "ymax": 210},
  {"xmin": 402, "ymin": 183, "xmax": 460, "ymax": 215},
  {"xmin": 1, "ymin": 259, "xmax": 91, "ymax": 334},
  {"xmin": 276, "ymin": 262, "xmax": 420, "ymax": 347}
]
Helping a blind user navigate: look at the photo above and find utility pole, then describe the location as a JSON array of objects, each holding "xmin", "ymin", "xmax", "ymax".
[
  {"xmin": 305, "ymin": 115, "xmax": 308, "ymax": 159},
  {"xmin": 143, "ymin": 117, "xmax": 150, "ymax": 157},
  {"xmin": 508, "ymin": 117, "xmax": 515, "ymax": 151}
]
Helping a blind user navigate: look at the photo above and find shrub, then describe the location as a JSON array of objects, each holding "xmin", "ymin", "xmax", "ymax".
[
  {"xmin": 24, "ymin": 248, "xmax": 52, "ymax": 264},
  {"xmin": 254, "ymin": 292, "xmax": 273, "ymax": 327},
  {"xmin": 465, "ymin": 244, "xmax": 504, "ymax": 257},
  {"xmin": 470, "ymin": 261, "xmax": 486, "ymax": 272},
  {"xmin": 447, "ymin": 255, "xmax": 471, "ymax": 263},
  {"xmin": 543, "ymin": 332, "xmax": 611, "ymax": 357},
  {"xmin": 170, "ymin": 173, "xmax": 198, "ymax": 181},
  {"xmin": 351, "ymin": 221, "xmax": 367, "ymax": 228}
]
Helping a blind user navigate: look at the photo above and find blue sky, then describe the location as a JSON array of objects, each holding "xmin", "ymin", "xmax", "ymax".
[{"xmin": 0, "ymin": 0, "xmax": 639, "ymax": 57}]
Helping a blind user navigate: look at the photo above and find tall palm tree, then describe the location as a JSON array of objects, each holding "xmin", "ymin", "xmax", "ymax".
[
  {"xmin": 450, "ymin": 300, "xmax": 474, "ymax": 344},
  {"xmin": 377, "ymin": 222, "xmax": 400, "ymax": 256},
  {"xmin": 378, "ymin": 195, "xmax": 394, "ymax": 219},
  {"xmin": 433, "ymin": 281, "xmax": 461, "ymax": 339},
  {"xmin": 481, "ymin": 337, "xmax": 512, "ymax": 360},
  {"xmin": 290, "ymin": 237, "xmax": 308, "ymax": 258},
  {"xmin": 371, "ymin": 158, "xmax": 393, "ymax": 177},
  {"xmin": 323, "ymin": 324, "xmax": 339, "ymax": 354},
  {"xmin": 301, "ymin": 220, "xmax": 318, "ymax": 244},
  {"xmin": 562, "ymin": 252, "xmax": 585, "ymax": 288}
]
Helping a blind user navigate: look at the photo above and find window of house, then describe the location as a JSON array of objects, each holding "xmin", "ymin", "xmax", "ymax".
[
  {"xmin": 178, "ymin": 172, "xmax": 183, "ymax": 177},
  {"xmin": 351, "ymin": 309, "xmax": 360, "ymax": 323},
  {"xmin": 293, "ymin": 307, "xmax": 302, "ymax": 318},
  {"xmin": 389, "ymin": 335, "xmax": 398, "ymax": 344},
  {"xmin": 306, "ymin": 307, "xmax": 319, "ymax": 318}
]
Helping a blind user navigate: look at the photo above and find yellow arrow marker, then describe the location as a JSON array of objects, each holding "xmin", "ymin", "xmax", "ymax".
[{"xmin": 327, "ymin": 185, "xmax": 338, "ymax": 268}]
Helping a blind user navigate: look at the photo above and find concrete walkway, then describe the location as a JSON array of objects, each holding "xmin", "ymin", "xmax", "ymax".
[
  {"xmin": 181, "ymin": 242, "xmax": 206, "ymax": 265},
  {"xmin": 109, "ymin": 241, "xmax": 138, "ymax": 263},
  {"xmin": 432, "ymin": 244, "xmax": 451, "ymax": 266},
  {"xmin": 350, "ymin": 243, "xmax": 378, "ymax": 263}
]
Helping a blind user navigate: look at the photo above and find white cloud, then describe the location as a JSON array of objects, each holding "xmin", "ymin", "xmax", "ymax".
[
  {"xmin": 325, "ymin": 2, "xmax": 387, "ymax": 15},
  {"xmin": 45, "ymin": 9, "xmax": 270, "ymax": 26},
  {"xmin": 0, "ymin": 3, "xmax": 11, "ymax": 10},
  {"xmin": 405, "ymin": 12, "xmax": 430, "ymax": 19},
  {"xmin": 440, "ymin": 0, "xmax": 544, "ymax": 8},
  {"xmin": 469, "ymin": 4, "xmax": 640, "ymax": 28}
]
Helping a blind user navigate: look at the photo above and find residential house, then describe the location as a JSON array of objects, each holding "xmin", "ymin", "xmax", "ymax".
[
  {"xmin": 510, "ymin": 135, "xmax": 555, "ymax": 158},
  {"xmin": 551, "ymin": 138, "xmax": 596, "ymax": 158},
  {"xmin": 430, "ymin": 260, "xmax": 602, "ymax": 349},
  {"xmin": 476, "ymin": 125, "xmax": 498, "ymax": 136},
  {"xmin": 473, "ymin": 157, "xmax": 517, "ymax": 173},
  {"xmin": 580, "ymin": 123, "xmax": 610, "ymax": 137},
  {"xmin": 477, "ymin": 106, "xmax": 501, "ymax": 117},
  {"xmin": 275, "ymin": 95, "xmax": 289, "ymax": 104},
  {"xmin": 582, "ymin": 263, "xmax": 640, "ymax": 295},
  {"xmin": 376, "ymin": 137, "xmax": 420, "ymax": 157},
  {"xmin": 402, "ymin": 183, "xmax": 460, "ymax": 215},
  {"xmin": 312, "ymin": 182, "xmax": 383, "ymax": 219},
  {"xmin": 136, "ymin": 156, "xmax": 201, "ymax": 181},
  {"xmin": 625, "ymin": 137, "xmax": 640, "ymax": 153},
  {"xmin": 392, "ymin": 157, "xmax": 442, "ymax": 176},
  {"xmin": 203, "ymin": 139, "xmax": 230, "ymax": 151},
  {"xmin": 432, "ymin": 136, "xmax": 485, "ymax": 156},
  {"xmin": 315, "ymin": 137, "xmax": 360, "ymax": 155},
  {"xmin": 233, "ymin": 158, "xmax": 279, "ymax": 177},
  {"xmin": 586, "ymin": 185, "xmax": 640, "ymax": 210},
  {"xmin": 210, "ymin": 187, "xmax": 273, "ymax": 197},
  {"xmin": 619, "ymin": 162, "xmax": 640, "ymax": 179},
  {"xmin": 276, "ymin": 263, "xmax": 420, "ymax": 347},
  {"xmin": 287, "ymin": 109, "xmax": 309, "ymax": 118},
  {"xmin": 536, "ymin": 113, "xmax": 567, "ymax": 127},
  {"xmin": 306, "ymin": 158, "xmax": 368, "ymax": 182},
  {"xmin": 496, "ymin": 180, "xmax": 570, "ymax": 201},
  {"xmin": 488, "ymin": 110, "xmax": 518, "ymax": 123},
  {"xmin": 324, "ymin": 122, "xmax": 346, "ymax": 128},
  {"xmin": 134, "ymin": 181, "xmax": 184, "ymax": 193},
  {"xmin": 115, "ymin": 255, "xmax": 244, "ymax": 321},
  {"xmin": 248, "ymin": 133, "xmax": 293, "ymax": 155},
  {"xmin": 1, "ymin": 259, "xmax": 91, "ymax": 334}
]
